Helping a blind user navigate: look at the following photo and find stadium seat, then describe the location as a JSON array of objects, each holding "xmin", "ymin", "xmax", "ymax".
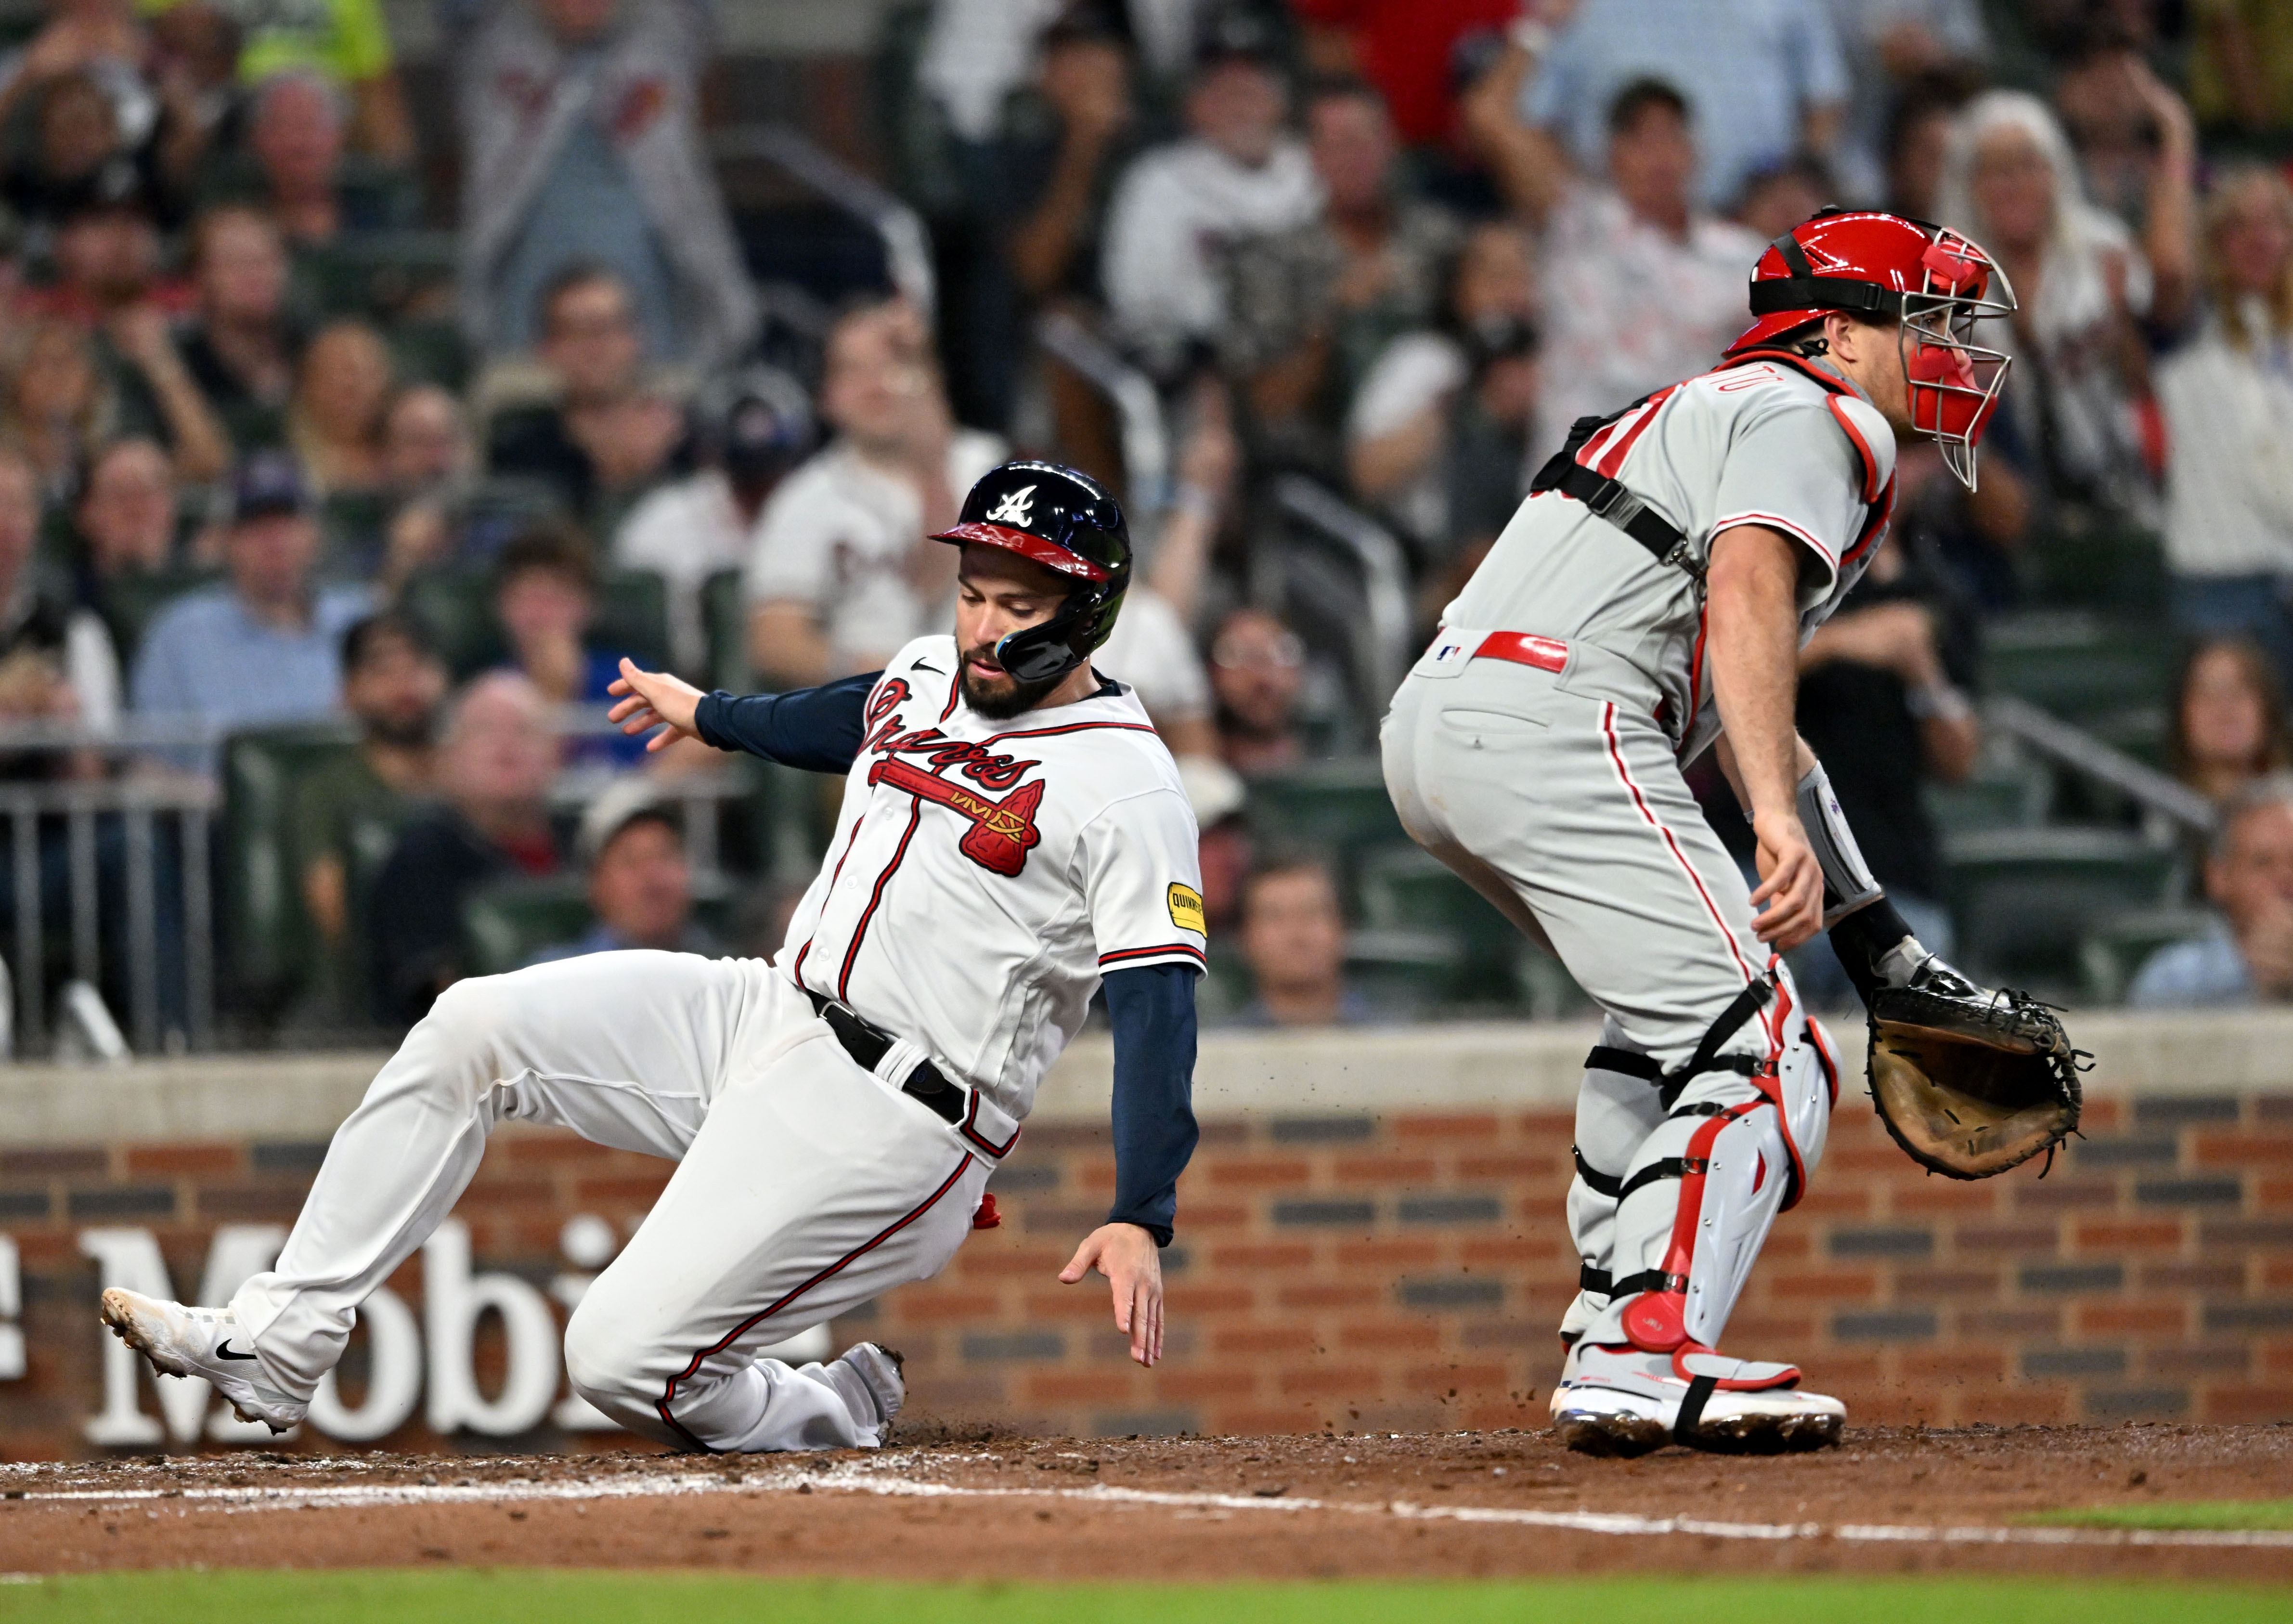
[
  {"xmin": 2078, "ymin": 907, "xmax": 2218, "ymax": 1005},
  {"xmin": 1244, "ymin": 761, "xmax": 1412, "ymax": 873},
  {"xmin": 702, "ymin": 568, "xmax": 752, "ymax": 693},
  {"xmin": 1353, "ymin": 844, "xmax": 1519, "ymax": 1008},
  {"xmin": 1923, "ymin": 758, "xmax": 2051, "ymax": 836},
  {"xmin": 220, "ymin": 723, "xmax": 361, "ymax": 1015},
  {"xmin": 402, "ymin": 566, "xmax": 672, "ymax": 681},
  {"xmin": 1943, "ymin": 827, "xmax": 2185, "ymax": 992},
  {"xmin": 1983, "ymin": 612, "xmax": 2178, "ymax": 729},
  {"xmin": 462, "ymin": 879, "xmax": 595, "ymax": 977}
]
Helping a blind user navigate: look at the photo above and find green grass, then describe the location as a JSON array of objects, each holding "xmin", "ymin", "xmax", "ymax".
[
  {"xmin": 2024, "ymin": 1499, "xmax": 2293, "ymax": 1533},
  {"xmin": 0, "ymin": 1573, "xmax": 2287, "ymax": 1624}
]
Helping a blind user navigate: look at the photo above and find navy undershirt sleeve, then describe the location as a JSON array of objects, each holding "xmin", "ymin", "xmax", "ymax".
[
  {"xmin": 691, "ymin": 672, "xmax": 880, "ymax": 773},
  {"xmin": 1102, "ymin": 962, "xmax": 1201, "ymax": 1247}
]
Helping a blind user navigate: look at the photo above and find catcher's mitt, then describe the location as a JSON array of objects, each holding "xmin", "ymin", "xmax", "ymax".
[{"xmin": 1866, "ymin": 960, "xmax": 2086, "ymax": 1179}]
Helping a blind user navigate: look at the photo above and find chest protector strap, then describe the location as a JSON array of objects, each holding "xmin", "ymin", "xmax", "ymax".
[{"xmin": 1527, "ymin": 349, "xmax": 1878, "ymax": 585}]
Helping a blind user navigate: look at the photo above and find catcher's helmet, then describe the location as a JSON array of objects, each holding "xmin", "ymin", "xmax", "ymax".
[
  {"xmin": 1728, "ymin": 208, "xmax": 2018, "ymax": 490},
  {"xmin": 932, "ymin": 460, "xmax": 1131, "ymax": 685}
]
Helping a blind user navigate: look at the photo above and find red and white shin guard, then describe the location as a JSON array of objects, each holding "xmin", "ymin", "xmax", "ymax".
[{"xmin": 1555, "ymin": 969, "xmax": 1846, "ymax": 1454}]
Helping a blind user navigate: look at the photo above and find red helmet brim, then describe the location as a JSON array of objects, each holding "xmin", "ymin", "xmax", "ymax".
[
  {"xmin": 1725, "ymin": 306, "xmax": 1827, "ymax": 355},
  {"xmin": 930, "ymin": 521, "xmax": 1112, "ymax": 583}
]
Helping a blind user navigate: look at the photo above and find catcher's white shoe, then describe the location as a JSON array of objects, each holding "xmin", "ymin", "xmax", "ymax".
[
  {"xmin": 827, "ymin": 1342, "xmax": 905, "ymax": 1446},
  {"xmin": 98, "ymin": 1287, "xmax": 307, "ymax": 1433},
  {"xmin": 1549, "ymin": 1342, "xmax": 1843, "ymax": 1457}
]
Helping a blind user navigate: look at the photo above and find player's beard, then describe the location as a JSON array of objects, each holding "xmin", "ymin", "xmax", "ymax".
[{"xmin": 959, "ymin": 642, "xmax": 1065, "ymax": 719}]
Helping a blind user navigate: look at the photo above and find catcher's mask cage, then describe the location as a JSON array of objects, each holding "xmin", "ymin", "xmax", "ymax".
[
  {"xmin": 932, "ymin": 460, "xmax": 1132, "ymax": 686},
  {"xmin": 1730, "ymin": 208, "xmax": 2018, "ymax": 491}
]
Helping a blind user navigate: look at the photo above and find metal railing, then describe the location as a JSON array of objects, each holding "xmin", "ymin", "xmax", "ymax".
[
  {"xmin": 712, "ymin": 123, "xmax": 937, "ymax": 319},
  {"xmin": 1032, "ymin": 309, "xmax": 1170, "ymax": 512},
  {"xmin": 0, "ymin": 709, "xmax": 770, "ymax": 1059},
  {"xmin": 1985, "ymin": 694, "xmax": 2217, "ymax": 843},
  {"xmin": 1272, "ymin": 476, "xmax": 1415, "ymax": 715}
]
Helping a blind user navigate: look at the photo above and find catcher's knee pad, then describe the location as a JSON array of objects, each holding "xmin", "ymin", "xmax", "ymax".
[{"xmin": 1613, "ymin": 968, "xmax": 1840, "ymax": 1354}]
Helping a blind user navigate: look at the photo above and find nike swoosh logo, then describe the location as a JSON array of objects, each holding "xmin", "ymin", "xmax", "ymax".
[
  {"xmin": 911, "ymin": 661, "xmax": 945, "ymax": 674},
  {"xmin": 215, "ymin": 1340, "xmax": 258, "ymax": 1361}
]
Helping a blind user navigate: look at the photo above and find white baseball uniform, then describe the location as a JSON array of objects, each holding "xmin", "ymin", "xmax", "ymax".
[
  {"xmin": 1382, "ymin": 351, "xmax": 1892, "ymax": 1355},
  {"xmin": 229, "ymin": 635, "xmax": 1205, "ymax": 1452}
]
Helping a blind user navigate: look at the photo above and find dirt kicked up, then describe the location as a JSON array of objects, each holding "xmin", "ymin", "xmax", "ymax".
[{"xmin": 1, "ymin": 1424, "xmax": 2290, "ymax": 1583}]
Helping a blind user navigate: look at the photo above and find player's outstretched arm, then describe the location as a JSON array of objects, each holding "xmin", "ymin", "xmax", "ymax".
[
  {"xmin": 608, "ymin": 659, "xmax": 704, "ymax": 752},
  {"xmin": 1061, "ymin": 1223, "xmax": 1164, "ymax": 1366}
]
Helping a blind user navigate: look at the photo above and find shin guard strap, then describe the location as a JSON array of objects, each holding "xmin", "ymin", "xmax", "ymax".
[
  {"xmin": 1674, "ymin": 1373, "xmax": 1720, "ymax": 1437},
  {"xmin": 1572, "ymin": 1146, "xmax": 1625, "ymax": 1199},
  {"xmin": 1586, "ymin": 1045, "xmax": 1663, "ymax": 1082},
  {"xmin": 1617, "ymin": 1156, "xmax": 1706, "ymax": 1202}
]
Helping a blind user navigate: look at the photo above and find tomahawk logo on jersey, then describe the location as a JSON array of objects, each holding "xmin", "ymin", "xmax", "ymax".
[{"xmin": 779, "ymin": 634, "xmax": 1206, "ymax": 1124}]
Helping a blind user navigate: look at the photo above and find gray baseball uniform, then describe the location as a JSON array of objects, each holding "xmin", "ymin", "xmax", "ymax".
[{"xmin": 1382, "ymin": 350, "xmax": 1892, "ymax": 1352}]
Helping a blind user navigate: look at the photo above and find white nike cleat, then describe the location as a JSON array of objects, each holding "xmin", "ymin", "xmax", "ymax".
[
  {"xmin": 1549, "ymin": 1342, "xmax": 1844, "ymax": 1457},
  {"xmin": 827, "ymin": 1342, "xmax": 905, "ymax": 1447},
  {"xmin": 98, "ymin": 1287, "xmax": 307, "ymax": 1433}
]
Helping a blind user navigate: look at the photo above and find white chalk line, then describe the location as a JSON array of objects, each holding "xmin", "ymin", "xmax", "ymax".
[{"xmin": 6, "ymin": 1461, "xmax": 2293, "ymax": 1552}]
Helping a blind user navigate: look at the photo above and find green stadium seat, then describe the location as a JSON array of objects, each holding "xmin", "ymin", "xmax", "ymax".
[
  {"xmin": 703, "ymin": 568, "xmax": 752, "ymax": 693},
  {"xmin": 1243, "ymin": 760, "xmax": 1411, "ymax": 873},
  {"xmin": 2079, "ymin": 907, "xmax": 2217, "ymax": 1005},
  {"xmin": 1353, "ymin": 844, "xmax": 1520, "ymax": 1008},
  {"xmin": 1982, "ymin": 612, "xmax": 2178, "ymax": 728},
  {"xmin": 402, "ymin": 565, "xmax": 671, "ymax": 681},
  {"xmin": 1922, "ymin": 759, "xmax": 2051, "ymax": 836},
  {"xmin": 220, "ymin": 723, "xmax": 361, "ymax": 1014},
  {"xmin": 462, "ymin": 878, "xmax": 595, "ymax": 977},
  {"xmin": 1943, "ymin": 827, "xmax": 2185, "ymax": 992}
]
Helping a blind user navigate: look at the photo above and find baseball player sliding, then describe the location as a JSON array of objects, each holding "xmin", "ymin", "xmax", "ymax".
[
  {"xmin": 1385, "ymin": 210, "xmax": 2024, "ymax": 1455},
  {"xmin": 103, "ymin": 462, "xmax": 1209, "ymax": 1453}
]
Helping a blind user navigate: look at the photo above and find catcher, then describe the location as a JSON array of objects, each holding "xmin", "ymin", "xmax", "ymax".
[{"xmin": 1383, "ymin": 209, "xmax": 2080, "ymax": 1457}]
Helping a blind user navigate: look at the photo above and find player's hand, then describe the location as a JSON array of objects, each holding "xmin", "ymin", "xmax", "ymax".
[
  {"xmin": 606, "ymin": 658, "xmax": 704, "ymax": 753},
  {"xmin": 1749, "ymin": 809, "xmax": 1825, "ymax": 951},
  {"xmin": 1059, "ymin": 1222, "xmax": 1164, "ymax": 1367}
]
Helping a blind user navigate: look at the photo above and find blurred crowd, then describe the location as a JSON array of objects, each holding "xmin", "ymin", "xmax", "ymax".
[{"xmin": 3, "ymin": 0, "xmax": 2293, "ymax": 1041}]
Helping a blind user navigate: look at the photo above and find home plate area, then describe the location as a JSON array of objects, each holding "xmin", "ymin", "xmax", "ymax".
[{"xmin": 2, "ymin": 1425, "xmax": 2290, "ymax": 1583}]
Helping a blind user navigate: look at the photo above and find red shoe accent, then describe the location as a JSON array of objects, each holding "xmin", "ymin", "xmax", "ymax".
[
  {"xmin": 1622, "ymin": 1290, "xmax": 1688, "ymax": 1351},
  {"xmin": 971, "ymin": 1193, "xmax": 1001, "ymax": 1230},
  {"xmin": 1671, "ymin": 1343, "xmax": 1801, "ymax": 1390}
]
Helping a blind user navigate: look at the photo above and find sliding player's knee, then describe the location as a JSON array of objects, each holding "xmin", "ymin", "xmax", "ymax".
[{"xmin": 562, "ymin": 1296, "xmax": 653, "ymax": 1411}]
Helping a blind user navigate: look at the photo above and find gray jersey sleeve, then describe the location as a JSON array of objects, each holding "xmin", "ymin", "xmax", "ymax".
[{"xmin": 1710, "ymin": 397, "xmax": 1874, "ymax": 611}]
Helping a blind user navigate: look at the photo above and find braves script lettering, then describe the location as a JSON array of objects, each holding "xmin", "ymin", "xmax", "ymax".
[{"xmin": 863, "ymin": 679, "xmax": 1045, "ymax": 873}]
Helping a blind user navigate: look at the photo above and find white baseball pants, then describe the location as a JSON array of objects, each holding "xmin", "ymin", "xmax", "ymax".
[
  {"xmin": 230, "ymin": 951, "xmax": 997, "ymax": 1452},
  {"xmin": 1383, "ymin": 648, "xmax": 1834, "ymax": 1355}
]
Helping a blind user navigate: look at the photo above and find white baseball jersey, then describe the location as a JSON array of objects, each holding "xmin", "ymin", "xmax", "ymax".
[
  {"xmin": 1441, "ymin": 353, "xmax": 1896, "ymax": 763},
  {"xmin": 775, "ymin": 634, "xmax": 1206, "ymax": 1122}
]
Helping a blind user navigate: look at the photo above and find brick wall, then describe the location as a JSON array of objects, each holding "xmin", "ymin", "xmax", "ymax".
[{"xmin": 1, "ymin": 1091, "xmax": 2288, "ymax": 1456}]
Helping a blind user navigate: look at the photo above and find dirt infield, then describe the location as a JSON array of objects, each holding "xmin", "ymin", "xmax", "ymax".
[{"xmin": 2, "ymin": 1424, "xmax": 2290, "ymax": 1583}]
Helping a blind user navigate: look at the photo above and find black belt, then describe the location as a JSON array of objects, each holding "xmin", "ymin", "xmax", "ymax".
[{"xmin": 805, "ymin": 990, "xmax": 965, "ymax": 1124}]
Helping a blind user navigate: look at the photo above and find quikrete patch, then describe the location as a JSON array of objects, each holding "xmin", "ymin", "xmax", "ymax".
[{"xmin": 1167, "ymin": 883, "xmax": 1206, "ymax": 935}]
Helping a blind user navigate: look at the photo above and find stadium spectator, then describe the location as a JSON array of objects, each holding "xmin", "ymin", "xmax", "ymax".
[
  {"xmin": 1229, "ymin": 851, "xmax": 1380, "ymax": 1026},
  {"xmin": 1879, "ymin": 70, "xmax": 1967, "ymax": 221},
  {"xmin": 145, "ymin": 0, "xmax": 245, "ymax": 174},
  {"xmin": 127, "ymin": 451, "xmax": 369, "ymax": 767},
  {"xmin": 0, "ymin": 3, "xmax": 155, "ymax": 160},
  {"xmin": 245, "ymin": 71, "xmax": 398, "ymax": 256},
  {"xmin": 74, "ymin": 436, "xmax": 177, "ymax": 583},
  {"xmin": 176, "ymin": 205, "xmax": 298, "ymax": 455},
  {"xmin": 1463, "ymin": 54, "xmax": 1763, "ymax": 458},
  {"xmin": 1512, "ymin": 0, "xmax": 1851, "ymax": 212},
  {"xmin": 148, "ymin": 0, "xmax": 413, "ymax": 164},
  {"xmin": 2, "ymin": 319, "xmax": 113, "ymax": 505},
  {"xmin": 1211, "ymin": 606, "xmax": 1306, "ymax": 775},
  {"xmin": 0, "ymin": 442, "xmax": 119, "ymax": 762},
  {"xmin": 1, "ymin": 66, "xmax": 145, "ymax": 235},
  {"xmin": 745, "ymin": 298, "xmax": 1004, "ymax": 689},
  {"xmin": 1219, "ymin": 76, "xmax": 1460, "ymax": 474},
  {"xmin": 1004, "ymin": 3, "xmax": 1139, "ymax": 313},
  {"xmin": 2188, "ymin": 0, "xmax": 2293, "ymax": 142},
  {"xmin": 528, "ymin": 784, "xmax": 720, "ymax": 963},
  {"xmin": 373, "ymin": 384, "xmax": 476, "ymax": 587},
  {"xmin": 615, "ymin": 368, "xmax": 813, "ymax": 676},
  {"xmin": 2129, "ymin": 775, "xmax": 2293, "ymax": 1009},
  {"xmin": 1290, "ymin": 0, "xmax": 1519, "ymax": 150},
  {"xmin": 1347, "ymin": 221, "xmax": 1540, "ymax": 596},
  {"xmin": 459, "ymin": 0, "xmax": 756, "ymax": 370},
  {"xmin": 1785, "ymin": 534, "xmax": 1979, "ymax": 1005},
  {"xmin": 1931, "ymin": 90, "xmax": 2192, "ymax": 533},
  {"xmin": 488, "ymin": 264, "xmax": 692, "ymax": 533},
  {"xmin": 1101, "ymin": 6, "xmax": 1321, "ymax": 377},
  {"xmin": 490, "ymin": 523, "xmax": 639, "ymax": 767},
  {"xmin": 2168, "ymin": 637, "xmax": 2290, "ymax": 809},
  {"xmin": 291, "ymin": 610, "xmax": 446, "ymax": 1024},
  {"xmin": 1821, "ymin": 0, "xmax": 1987, "ymax": 201},
  {"xmin": 286, "ymin": 318, "xmax": 391, "ymax": 498},
  {"xmin": 1732, "ymin": 151, "xmax": 1835, "ymax": 241},
  {"xmin": 2155, "ymin": 166, "xmax": 2293, "ymax": 679},
  {"xmin": 366, "ymin": 669, "xmax": 566, "ymax": 1027},
  {"xmin": 2053, "ymin": 40, "xmax": 2201, "ymax": 251}
]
